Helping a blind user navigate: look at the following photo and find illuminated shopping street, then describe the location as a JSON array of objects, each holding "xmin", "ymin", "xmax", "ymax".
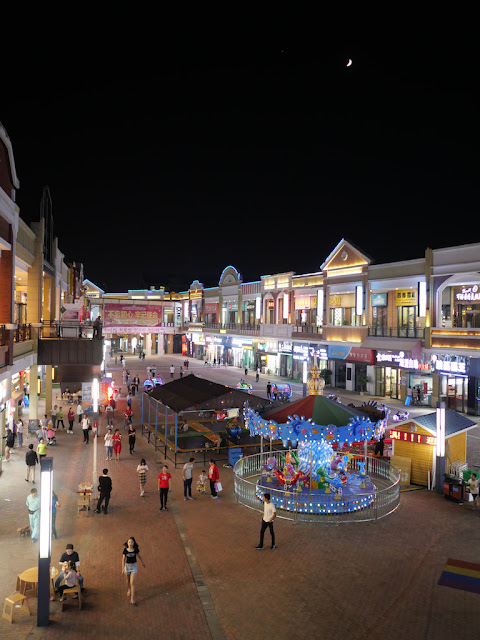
[{"xmin": 1, "ymin": 27, "xmax": 479, "ymax": 640}]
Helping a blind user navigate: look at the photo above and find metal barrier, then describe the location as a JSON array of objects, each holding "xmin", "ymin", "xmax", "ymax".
[{"xmin": 233, "ymin": 450, "xmax": 401, "ymax": 524}]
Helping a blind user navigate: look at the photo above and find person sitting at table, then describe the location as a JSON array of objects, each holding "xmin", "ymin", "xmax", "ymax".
[
  {"xmin": 57, "ymin": 561, "xmax": 78, "ymax": 601},
  {"xmin": 55, "ymin": 544, "xmax": 84, "ymax": 591}
]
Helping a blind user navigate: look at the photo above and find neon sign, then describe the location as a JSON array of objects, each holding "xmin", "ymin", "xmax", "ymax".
[
  {"xmin": 456, "ymin": 285, "xmax": 480, "ymax": 302},
  {"xmin": 390, "ymin": 430, "xmax": 436, "ymax": 446}
]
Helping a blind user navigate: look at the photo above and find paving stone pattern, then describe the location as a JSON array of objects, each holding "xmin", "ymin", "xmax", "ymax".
[{"xmin": 1, "ymin": 354, "xmax": 480, "ymax": 639}]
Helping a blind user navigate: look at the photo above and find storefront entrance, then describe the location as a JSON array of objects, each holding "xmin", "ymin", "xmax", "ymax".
[
  {"xmin": 375, "ymin": 367, "xmax": 400, "ymax": 399},
  {"xmin": 441, "ymin": 375, "xmax": 468, "ymax": 412}
]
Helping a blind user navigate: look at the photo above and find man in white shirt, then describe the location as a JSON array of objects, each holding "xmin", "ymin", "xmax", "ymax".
[
  {"xmin": 183, "ymin": 457, "xmax": 195, "ymax": 500},
  {"xmin": 76, "ymin": 401, "xmax": 84, "ymax": 423},
  {"xmin": 255, "ymin": 493, "xmax": 276, "ymax": 550},
  {"xmin": 82, "ymin": 415, "xmax": 91, "ymax": 444},
  {"xmin": 170, "ymin": 365, "xmax": 175, "ymax": 379}
]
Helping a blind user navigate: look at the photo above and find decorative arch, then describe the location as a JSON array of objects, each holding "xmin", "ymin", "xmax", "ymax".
[
  {"xmin": 435, "ymin": 271, "xmax": 480, "ymax": 326},
  {"xmin": 219, "ymin": 265, "xmax": 242, "ymax": 286}
]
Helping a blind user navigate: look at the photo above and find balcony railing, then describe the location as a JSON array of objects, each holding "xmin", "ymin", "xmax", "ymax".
[
  {"xmin": 368, "ymin": 326, "xmax": 425, "ymax": 339},
  {"xmin": 293, "ymin": 324, "xmax": 322, "ymax": 334},
  {"xmin": 13, "ymin": 324, "xmax": 32, "ymax": 343},
  {"xmin": 40, "ymin": 320, "xmax": 103, "ymax": 340}
]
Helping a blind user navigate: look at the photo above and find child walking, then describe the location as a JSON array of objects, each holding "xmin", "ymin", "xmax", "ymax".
[{"xmin": 197, "ymin": 469, "xmax": 207, "ymax": 494}]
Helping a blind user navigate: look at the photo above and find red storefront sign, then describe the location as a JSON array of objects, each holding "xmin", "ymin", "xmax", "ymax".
[{"xmin": 346, "ymin": 347, "xmax": 374, "ymax": 364}]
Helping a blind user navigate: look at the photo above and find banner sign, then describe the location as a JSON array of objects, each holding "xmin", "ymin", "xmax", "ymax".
[{"xmin": 103, "ymin": 303, "xmax": 165, "ymax": 333}]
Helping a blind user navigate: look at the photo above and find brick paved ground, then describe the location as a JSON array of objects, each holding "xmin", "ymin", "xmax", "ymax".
[{"xmin": 1, "ymin": 353, "xmax": 480, "ymax": 639}]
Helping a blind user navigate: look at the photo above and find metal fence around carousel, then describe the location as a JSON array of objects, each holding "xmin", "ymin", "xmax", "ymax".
[{"xmin": 233, "ymin": 450, "xmax": 401, "ymax": 524}]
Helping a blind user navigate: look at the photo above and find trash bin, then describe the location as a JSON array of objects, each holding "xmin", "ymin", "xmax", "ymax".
[{"xmin": 443, "ymin": 473, "xmax": 464, "ymax": 504}]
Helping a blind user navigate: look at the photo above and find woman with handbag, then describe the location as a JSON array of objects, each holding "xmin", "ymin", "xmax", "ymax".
[{"xmin": 208, "ymin": 459, "xmax": 220, "ymax": 499}]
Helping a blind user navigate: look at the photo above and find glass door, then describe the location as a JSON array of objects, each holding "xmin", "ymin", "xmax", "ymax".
[{"xmin": 375, "ymin": 367, "xmax": 385, "ymax": 397}]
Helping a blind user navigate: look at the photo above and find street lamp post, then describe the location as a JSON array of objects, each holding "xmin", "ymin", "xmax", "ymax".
[
  {"xmin": 92, "ymin": 377, "xmax": 99, "ymax": 501},
  {"xmin": 435, "ymin": 401, "xmax": 446, "ymax": 495},
  {"xmin": 37, "ymin": 457, "xmax": 53, "ymax": 627}
]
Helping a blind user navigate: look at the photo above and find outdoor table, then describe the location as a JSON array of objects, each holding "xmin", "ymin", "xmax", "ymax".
[{"xmin": 17, "ymin": 566, "xmax": 58, "ymax": 597}]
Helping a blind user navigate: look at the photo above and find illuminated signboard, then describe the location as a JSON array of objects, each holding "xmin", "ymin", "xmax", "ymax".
[
  {"xmin": 456, "ymin": 285, "xmax": 480, "ymax": 302},
  {"xmin": 390, "ymin": 430, "xmax": 436, "ymax": 446}
]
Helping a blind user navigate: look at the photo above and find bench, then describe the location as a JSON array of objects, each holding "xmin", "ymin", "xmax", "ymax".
[
  {"xmin": 2, "ymin": 592, "xmax": 31, "ymax": 623},
  {"xmin": 60, "ymin": 582, "xmax": 82, "ymax": 610}
]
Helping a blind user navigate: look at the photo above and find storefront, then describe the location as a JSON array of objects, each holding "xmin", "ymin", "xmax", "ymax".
[
  {"xmin": 328, "ymin": 292, "xmax": 361, "ymax": 327},
  {"xmin": 441, "ymin": 284, "xmax": 480, "ymax": 328},
  {"xmin": 328, "ymin": 345, "xmax": 374, "ymax": 391},
  {"xmin": 262, "ymin": 340, "xmax": 279, "ymax": 376},
  {"xmin": 232, "ymin": 337, "xmax": 255, "ymax": 369},
  {"xmin": 375, "ymin": 350, "xmax": 432, "ymax": 405},
  {"xmin": 432, "ymin": 355, "xmax": 469, "ymax": 412},
  {"xmin": 292, "ymin": 343, "xmax": 328, "ymax": 380},
  {"xmin": 278, "ymin": 340, "xmax": 293, "ymax": 379}
]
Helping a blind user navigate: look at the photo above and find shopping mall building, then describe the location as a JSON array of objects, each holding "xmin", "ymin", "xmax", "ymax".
[
  {"xmin": 86, "ymin": 238, "xmax": 480, "ymax": 416},
  {"xmin": 1, "ymin": 122, "xmax": 91, "ymax": 451}
]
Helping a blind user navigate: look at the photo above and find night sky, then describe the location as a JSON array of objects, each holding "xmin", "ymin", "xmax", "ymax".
[{"xmin": 1, "ymin": 29, "xmax": 477, "ymax": 293}]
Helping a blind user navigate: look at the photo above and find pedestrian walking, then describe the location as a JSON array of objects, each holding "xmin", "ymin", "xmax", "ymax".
[
  {"xmin": 17, "ymin": 419, "xmax": 24, "ymax": 448},
  {"xmin": 208, "ymin": 459, "xmax": 220, "ymax": 499},
  {"xmin": 137, "ymin": 458, "xmax": 148, "ymax": 496},
  {"xmin": 128, "ymin": 424, "xmax": 136, "ymax": 454},
  {"xmin": 170, "ymin": 365, "xmax": 175, "ymax": 379},
  {"xmin": 67, "ymin": 407, "xmax": 75, "ymax": 433},
  {"xmin": 467, "ymin": 472, "xmax": 479, "ymax": 510},
  {"xmin": 113, "ymin": 429, "xmax": 122, "ymax": 461},
  {"xmin": 186, "ymin": 358, "xmax": 189, "ymax": 370},
  {"xmin": 104, "ymin": 428, "xmax": 114, "ymax": 461},
  {"xmin": 244, "ymin": 366, "xmax": 248, "ymax": 376},
  {"xmin": 26, "ymin": 487, "xmax": 40, "ymax": 542},
  {"xmin": 25, "ymin": 444, "xmax": 38, "ymax": 483},
  {"xmin": 255, "ymin": 492, "xmax": 277, "ymax": 550},
  {"xmin": 183, "ymin": 457, "xmax": 195, "ymax": 500},
  {"xmin": 51, "ymin": 405, "xmax": 58, "ymax": 430},
  {"xmin": 133, "ymin": 375, "xmax": 140, "ymax": 392},
  {"xmin": 76, "ymin": 400, "xmax": 84, "ymax": 424},
  {"xmin": 105, "ymin": 403, "xmax": 114, "ymax": 426},
  {"xmin": 4, "ymin": 429, "xmax": 14, "ymax": 461},
  {"xmin": 158, "ymin": 464, "xmax": 172, "ymax": 510},
  {"xmin": 57, "ymin": 407, "xmax": 65, "ymax": 429},
  {"xmin": 37, "ymin": 438, "xmax": 47, "ymax": 459},
  {"xmin": 122, "ymin": 537, "xmax": 145, "ymax": 605},
  {"xmin": 52, "ymin": 491, "xmax": 60, "ymax": 540},
  {"xmin": 95, "ymin": 469, "xmax": 112, "ymax": 514},
  {"xmin": 179, "ymin": 367, "xmax": 183, "ymax": 378},
  {"xmin": 266, "ymin": 382, "xmax": 272, "ymax": 399},
  {"xmin": 82, "ymin": 415, "xmax": 91, "ymax": 443},
  {"xmin": 256, "ymin": 366, "xmax": 260, "ymax": 382},
  {"xmin": 127, "ymin": 393, "xmax": 132, "ymax": 408}
]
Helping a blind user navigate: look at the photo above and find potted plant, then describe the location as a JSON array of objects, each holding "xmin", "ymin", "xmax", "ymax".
[
  {"xmin": 320, "ymin": 368, "xmax": 332, "ymax": 386},
  {"xmin": 357, "ymin": 373, "xmax": 369, "ymax": 395}
]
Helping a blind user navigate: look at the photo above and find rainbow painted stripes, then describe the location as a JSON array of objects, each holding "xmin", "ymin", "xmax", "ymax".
[{"xmin": 438, "ymin": 558, "xmax": 480, "ymax": 594}]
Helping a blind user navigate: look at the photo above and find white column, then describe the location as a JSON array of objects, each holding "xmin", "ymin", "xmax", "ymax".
[{"xmin": 145, "ymin": 333, "xmax": 152, "ymax": 356}]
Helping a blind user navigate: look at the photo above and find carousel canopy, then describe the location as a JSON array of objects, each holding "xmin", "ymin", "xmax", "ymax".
[{"xmin": 262, "ymin": 395, "xmax": 375, "ymax": 427}]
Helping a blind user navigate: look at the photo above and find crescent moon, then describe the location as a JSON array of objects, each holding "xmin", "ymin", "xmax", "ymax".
[{"xmin": 346, "ymin": 59, "xmax": 352, "ymax": 67}]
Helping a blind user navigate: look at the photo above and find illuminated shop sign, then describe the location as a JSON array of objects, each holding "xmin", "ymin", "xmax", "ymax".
[
  {"xmin": 395, "ymin": 290, "xmax": 418, "ymax": 306},
  {"xmin": 434, "ymin": 360, "xmax": 467, "ymax": 374},
  {"xmin": 456, "ymin": 285, "xmax": 480, "ymax": 302},
  {"xmin": 371, "ymin": 293, "xmax": 387, "ymax": 306},
  {"xmin": 292, "ymin": 345, "xmax": 328, "ymax": 361},
  {"xmin": 279, "ymin": 341, "xmax": 293, "ymax": 353},
  {"xmin": 376, "ymin": 351, "xmax": 427, "ymax": 370},
  {"xmin": 390, "ymin": 430, "xmax": 436, "ymax": 446}
]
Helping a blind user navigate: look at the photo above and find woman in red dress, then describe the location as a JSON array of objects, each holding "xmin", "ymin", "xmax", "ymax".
[{"xmin": 113, "ymin": 429, "xmax": 122, "ymax": 461}]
